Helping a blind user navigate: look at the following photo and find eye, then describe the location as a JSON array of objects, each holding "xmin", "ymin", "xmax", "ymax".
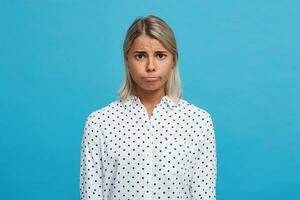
[
  {"xmin": 157, "ymin": 53, "xmax": 166, "ymax": 59},
  {"xmin": 135, "ymin": 54, "xmax": 145, "ymax": 60}
]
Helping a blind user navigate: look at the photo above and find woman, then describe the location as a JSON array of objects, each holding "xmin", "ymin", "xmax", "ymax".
[{"xmin": 80, "ymin": 15, "xmax": 217, "ymax": 200}]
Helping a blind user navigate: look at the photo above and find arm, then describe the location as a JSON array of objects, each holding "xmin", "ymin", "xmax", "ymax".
[
  {"xmin": 190, "ymin": 112, "xmax": 217, "ymax": 200},
  {"xmin": 80, "ymin": 113, "xmax": 104, "ymax": 200}
]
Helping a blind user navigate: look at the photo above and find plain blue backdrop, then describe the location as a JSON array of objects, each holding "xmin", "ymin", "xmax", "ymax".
[{"xmin": 0, "ymin": 0, "xmax": 299, "ymax": 199}]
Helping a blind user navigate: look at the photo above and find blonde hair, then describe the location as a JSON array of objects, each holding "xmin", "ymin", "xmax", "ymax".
[{"xmin": 117, "ymin": 15, "xmax": 182, "ymax": 102}]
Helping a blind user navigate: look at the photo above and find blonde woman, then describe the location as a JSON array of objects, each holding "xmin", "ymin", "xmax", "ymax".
[{"xmin": 80, "ymin": 15, "xmax": 217, "ymax": 200}]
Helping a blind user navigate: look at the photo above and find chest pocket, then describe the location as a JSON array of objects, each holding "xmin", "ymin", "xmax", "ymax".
[{"xmin": 158, "ymin": 139, "xmax": 194, "ymax": 176}]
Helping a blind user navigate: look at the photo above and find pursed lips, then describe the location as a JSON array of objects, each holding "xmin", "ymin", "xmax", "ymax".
[{"xmin": 142, "ymin": 76, "xmax": 160, "ymax": 81}]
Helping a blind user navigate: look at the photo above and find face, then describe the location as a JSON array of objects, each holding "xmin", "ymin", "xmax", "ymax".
[{"xmin": 125, "ymin": 34, "xmax": 175, "ymax": 94}]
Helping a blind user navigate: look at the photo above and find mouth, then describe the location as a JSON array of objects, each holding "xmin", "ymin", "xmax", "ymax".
[{"xmin": 142, "ymin": 76, "xmax": 160, "ymax": 82}]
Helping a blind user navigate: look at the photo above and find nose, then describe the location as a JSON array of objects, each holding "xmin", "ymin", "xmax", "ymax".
[{"xmin": 146, "ymin": 56, "xmax": 156, "ymax": 71}]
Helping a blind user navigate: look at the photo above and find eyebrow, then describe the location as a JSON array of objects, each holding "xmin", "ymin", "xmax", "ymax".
[{"xmin": 133, "ymin": 50, "xmax": 168, "ymax": 53}]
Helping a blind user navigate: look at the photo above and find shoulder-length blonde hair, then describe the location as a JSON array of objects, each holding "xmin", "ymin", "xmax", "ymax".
[{"xmin": 117, "ymin": 15, "xmax": 182, "ymax": 102}]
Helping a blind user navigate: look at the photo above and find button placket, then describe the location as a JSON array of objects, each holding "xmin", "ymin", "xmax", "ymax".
[
  {"xmin": 133, "ymin": 96, "xmax": 164, "ymax": 200},
  {"xmin": 144, "ymin": 133, "xmax": 153, "ymax": 200},
  {"xmin": 145, "ymin": 108, "xmax": 160, "ymax": 200},
  {"xmin": 142, "ymin": 106, "xmax": 156, "ymax": 200}
]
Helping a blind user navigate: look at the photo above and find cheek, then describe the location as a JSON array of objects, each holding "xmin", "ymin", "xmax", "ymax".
[
  {"xmin": 128, "ymin": 65, "xmax": 143, "ymax": 79},
  {"xmin": 161, "ymin": 57, "xmax": 174, "ymax": 68},
  {"xmin": 128, "ymin": 58, "xmax": 145, "ymax": 69},
  {"xmin": 161, "ymin": 60, "xmax": 174, "ymax": 73}
]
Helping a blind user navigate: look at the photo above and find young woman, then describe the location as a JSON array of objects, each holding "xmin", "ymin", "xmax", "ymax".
[{"xmin": 80, "ymin": 15, "xmax": 217, "ymax": 200}]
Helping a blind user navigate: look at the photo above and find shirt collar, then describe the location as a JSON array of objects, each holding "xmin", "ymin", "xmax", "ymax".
[{"xmin": 120, "ymin": 94, "xmax": 177, "ymax": 110}]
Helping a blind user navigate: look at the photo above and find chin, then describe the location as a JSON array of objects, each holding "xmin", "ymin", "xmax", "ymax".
[{"xmin": 142, "ymin": 84, "xmax": 164, "ymax": 91}]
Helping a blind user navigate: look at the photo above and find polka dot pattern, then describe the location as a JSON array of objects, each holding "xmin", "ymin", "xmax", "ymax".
[{"xmin": 80, "ymin": 95, "xmax": 217, "ymax": 200}]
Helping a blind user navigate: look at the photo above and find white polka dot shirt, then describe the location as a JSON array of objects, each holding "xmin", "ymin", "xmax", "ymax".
[{"xmin": 80, "ymin": 95, "xmax": 217, "ymax": 200}]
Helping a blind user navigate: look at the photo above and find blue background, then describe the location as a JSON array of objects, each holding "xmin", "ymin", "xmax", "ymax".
[{"xmin": 0, "ymin": 0, "xmax": 299, "ymax": 199}]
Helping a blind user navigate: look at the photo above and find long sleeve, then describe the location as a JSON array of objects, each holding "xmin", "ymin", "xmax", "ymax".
[
  {"xmin": 190, "ymin": 112, "xmax": 217, "ymax": 200},
  {"xmin": 80, "ymin": 113, "xmax": 104, "ymax": 200}
]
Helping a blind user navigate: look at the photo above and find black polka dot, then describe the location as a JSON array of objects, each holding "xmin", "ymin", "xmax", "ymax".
[{"xmin": 80, "ymin": 95, "xmax": 217, "ymax": 199}]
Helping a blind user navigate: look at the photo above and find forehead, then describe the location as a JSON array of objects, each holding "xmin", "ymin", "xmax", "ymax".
[{"xmin": 131, "ymin": 34, "xmax": 167, "ymax": 50}]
